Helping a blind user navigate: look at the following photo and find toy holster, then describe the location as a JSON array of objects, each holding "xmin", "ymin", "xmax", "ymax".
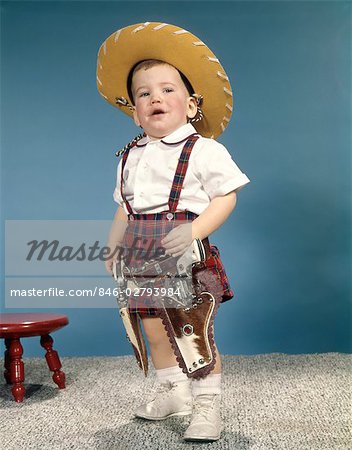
[
  {"xmin": 118, "ymin": 307, "xmax": 149, "ymax": 375},
  {"xmin": 113, "ymin": 239, "xmax": 223, "ymax": 379}
]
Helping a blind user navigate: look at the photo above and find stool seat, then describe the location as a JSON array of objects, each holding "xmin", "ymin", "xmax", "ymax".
[
  {"xmin": 0, "ymin": 313, "xmax": 69, "ymax": 402},
  {"xmin": 0, "ymin": 313, "xmax": 69, "ymax": 338}
]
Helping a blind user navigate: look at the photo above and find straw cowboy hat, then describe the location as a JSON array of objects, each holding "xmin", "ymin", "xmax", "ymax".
[{"xmin": 96, "ymin": 22, "xmax": 233, "ymax": 139}]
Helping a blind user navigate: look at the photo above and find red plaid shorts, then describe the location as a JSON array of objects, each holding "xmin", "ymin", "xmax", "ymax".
[{"xmin": 121, "ymin": 212, "xmax": 234, "ymax": 316}]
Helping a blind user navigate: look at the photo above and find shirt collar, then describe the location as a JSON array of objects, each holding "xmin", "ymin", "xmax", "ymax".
[{"xmin": 136, "ymin": 123, "xmax": 198, "ymax": 147}]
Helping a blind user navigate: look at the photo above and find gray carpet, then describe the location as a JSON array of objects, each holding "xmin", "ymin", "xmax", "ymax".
[{"xmin": 0, "ymin": 353, "xmax": 351, "ymax": 450}]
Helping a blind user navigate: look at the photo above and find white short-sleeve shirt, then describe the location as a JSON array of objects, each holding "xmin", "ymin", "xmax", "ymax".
[{"xmin": 113, "ymin": 123, "xmax": 250, "ymax": 215}]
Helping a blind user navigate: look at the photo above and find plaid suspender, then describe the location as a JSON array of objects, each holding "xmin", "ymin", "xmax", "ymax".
[
  {"xmin": 168, "ymin": 134, "xmax": 199, "ymax": 212},
  {"xmin": 120, "ymin": 134, "xmax": 200, "ymax": 214},
  {"xmin": 120, "ymin": 144, "xmax": 134, "ymax": 215}
]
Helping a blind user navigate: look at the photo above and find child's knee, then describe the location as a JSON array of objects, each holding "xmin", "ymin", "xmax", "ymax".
[{"xmin": 141, "ymin": 317, "xmax": 167, "ymax": 347}]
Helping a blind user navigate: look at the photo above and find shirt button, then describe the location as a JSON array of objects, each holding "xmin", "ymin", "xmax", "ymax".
[{"xmin": 166, "ymin": 212, "xmax": 174, "ymax": 220}]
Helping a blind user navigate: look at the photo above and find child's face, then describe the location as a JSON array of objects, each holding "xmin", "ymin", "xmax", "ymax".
[{"xmin": 131, "ymin": 64, "xmax": 197, "ymax": 140}]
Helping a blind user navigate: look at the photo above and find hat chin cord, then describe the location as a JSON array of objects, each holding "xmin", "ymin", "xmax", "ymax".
[
  {"xmin": 190, "ymin": 93, "xmax": 204, "ymax": 124},
  {"xmin": 189, "ymin": 106, "xmax": 203, "ymax": 124},
  {"xmin": 116, "ymin": 96, "xmax": 135, "ymax": 111}
]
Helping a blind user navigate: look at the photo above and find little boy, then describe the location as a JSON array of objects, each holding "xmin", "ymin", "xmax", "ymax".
[{"xmin": 97, "ymin": 22, "xmax": 250, "ymax": 442}]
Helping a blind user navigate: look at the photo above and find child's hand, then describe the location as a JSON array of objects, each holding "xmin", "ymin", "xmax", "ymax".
[{"xmin": 161, "ymin": 223, "xmax": 193, "ymax": 258}]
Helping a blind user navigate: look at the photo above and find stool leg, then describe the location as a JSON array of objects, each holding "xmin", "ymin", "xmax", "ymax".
[
  {"xmin": 40, "ymin": 334, "xmax": 66, "ymax": 389},
  {"xmin": 9, "ymin": 339, "xmax": 26, "ymax": 403},
  {"xmin": 4, "ymin": 338, "xmax": 12, "ymax": 384}
]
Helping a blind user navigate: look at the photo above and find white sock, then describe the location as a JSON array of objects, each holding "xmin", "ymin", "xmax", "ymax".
[
  {"xmin": 192, "ymin": 373, "xmax": 222, "ymax": 396},
  {"xmin": 156, "ymin": 365, "xmax": 189, "ymax": 384}
]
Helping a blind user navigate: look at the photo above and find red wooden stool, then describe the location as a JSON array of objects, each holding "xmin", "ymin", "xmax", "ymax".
[{"xmin": 0, "ymin": 313, "xmax": 69, "ymax": 402}]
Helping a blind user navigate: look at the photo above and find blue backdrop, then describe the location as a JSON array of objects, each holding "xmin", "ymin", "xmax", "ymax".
[{"xmin": 1, "ymin": 1, "xmax": 351, "ymax": 357}]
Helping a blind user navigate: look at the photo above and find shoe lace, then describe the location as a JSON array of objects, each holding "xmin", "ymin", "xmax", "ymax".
[
  {"xmin": 149, "ymin": 381, "xmax": 177, "ymax": 403},
  {"xmin": 192, "ymin": 394, "xmax": 217, "ymax": 420}
]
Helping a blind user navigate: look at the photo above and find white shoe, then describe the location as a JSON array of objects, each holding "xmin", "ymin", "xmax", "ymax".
[
  {"xmin": 134, "ymin": 379, "xmax": 192, "ymax": 420},
  {"xmin": 184, "ymin": 394, "xmax": 222, "ymax": 441}
]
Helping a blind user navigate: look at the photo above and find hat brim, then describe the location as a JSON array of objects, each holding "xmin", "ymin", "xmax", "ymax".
[{"xmin": 97, "ymin": 22, "xmax": 233, "ymax": 139}]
